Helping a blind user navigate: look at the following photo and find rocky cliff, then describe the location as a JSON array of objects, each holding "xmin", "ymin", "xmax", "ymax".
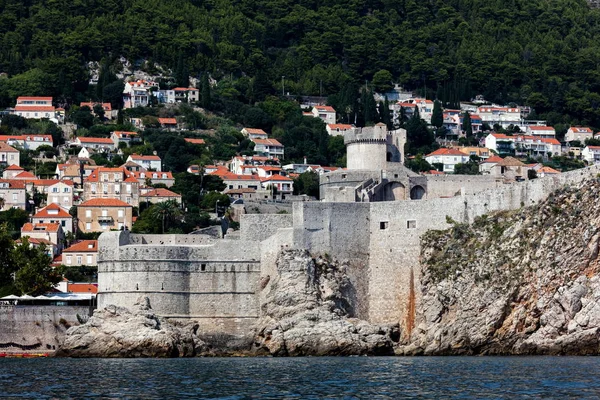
[
  {"xmin": 400, "ymin": 179, "xmax": 600, "ymax": 355},
  {"xmin": 254, "ymin": 250, "xmax": 398, "ymax": 356}
]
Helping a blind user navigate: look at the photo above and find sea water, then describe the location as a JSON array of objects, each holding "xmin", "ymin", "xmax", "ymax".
[{"xmin": 1, "ymin": 356, "xmax": 599, "ymax": 399}]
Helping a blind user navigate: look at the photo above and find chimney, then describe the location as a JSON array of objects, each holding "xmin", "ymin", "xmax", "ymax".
[{"xmin": 303, "ymin": 156, "xmax": 307, "ymax": 165}]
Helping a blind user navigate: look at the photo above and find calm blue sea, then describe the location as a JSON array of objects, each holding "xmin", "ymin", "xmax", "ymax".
[{"xmin": 1, "ymin": 357, "xmax": 599, "ymax": 399}]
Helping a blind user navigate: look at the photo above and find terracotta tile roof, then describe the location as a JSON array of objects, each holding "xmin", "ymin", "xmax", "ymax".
[
  {"xmin": 14, "ymin": 106, "xmax": 55, "ymax": 112},
  {"xmin": 14, "ymin": 171, "xmax": 37, "ymax": 179},
  {"xmin": 0, "ymin": 179, "xmax": 26, "ymax": 188},
  {"xmin": 63, "ymin": 240, "xmax": 98, "ymax": 253},
  {"xmin": 220, "ymin": 173, "xmax": 262, "ymax": 181},
  {"xmin": 130, "ymin": 171, "xmax": 174, "ymax": 180},
  {"xmin": 497, "ymin": 156, "xmax": 526, "ymax": 167},
  {"xmin": 253, "ymin": 138, "xmax": 283, "ymax": 146},
  {"xmin": 426, "ymin": 170, "xmax": 445, "ymax": 175},
  {"xmin": 587, "ymin": 146, "xmax": 600, "ymax": 151},
  {"xmin": 314, "ymin": 106, "xmax": 335, "ymax": 112},
  {"xmin": 538, "ymin": 166, "xmax": 560, "ymax": 174},
  {"xmin": 0, "ymin": 134, "xmax": 52, "ymax": 143},
  {"xmin": 142, "ymin": 188, "xmax": 181, "ymax": 198},
  {"xmin": 426, "ymin": 148, "xmax": 468, "ymax": 157},
  {"xmin": 17, "ymin": 237, "xmax": 53, "ymax": 246},
  {"xmin": 80, "ymin": 102, "xmax": 112, "ymax": 111},
  {"xmin": 112, "ymin": 131, "xmax": 137, "ymax": 138},
  {"xmin": 79, "ymin": 198, "xmax": 132, "ymax": 207},
  {"xmin": 21, "ymin": 222, "xmax": 61, "ymax": 233},
  {"xmin": 77, "ymin": 137, "xmax": 114, "ymax": 144},
  {"xmin": 261, "ymin": 174, "xmax": 293, "ymax": 182},
  {"xmin": 0, "ymin": 142, "xmax": 18, "ymax": 152},
  {"xmin": 481, "ymin": 155, "xmax": 504, "ymax": 164},
  {"xmin": 33, "ymin": 203, "xmax": 71, "ymax": 218},
  {"xmin": 173, "ymin": 87, "xmax": 197, "ymax": 91},
  {"xmin": 184, "ymin": 138, "xmax": 206, "ymax": 145},
  {"xmin": 158, "ymin": 118, "xmax": 177, "ymax": 124},
  {"xmin": 258, "ymin": 166, "xmax": 282, "ymax": 172},
  {"xmin": 243, "ymin": 128, "xmax": 267, "ymax": 135},
  {"xmin": 540, "ymin": 138, "xmax": 560, "ymax": 145},
  {"xmin": 528, "ymin": 126, "xmax": 555, "ymax": 131},
  {"xmin": 569, "ymin": 126, "xmax": 592, "ymax": 133},
  {"xmin": 327, "ymin": 124, "xmax": 353, "ymax": 130},
  {"xmin": 4, "ymin": 164, "xmax": 24, "ymax": 170},
  {"xmin": 67, "ymin": 283, "xmax": 98, "ymax": 294},
  {"xmin": 129, "ymin": 154, "xmax": 161, "ymax": 161},
  {"xmin": 17, "ymin": 96, "xmax": 52, "ymax": 102}
]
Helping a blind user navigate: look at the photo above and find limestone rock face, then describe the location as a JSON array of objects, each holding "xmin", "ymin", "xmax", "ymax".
[
  {"xmin": 254, "ymin": 250, "xmax": 398, "ymax": 356},
  {"xmin": 56, "ymin": 297, "xmax": 202, "ymax": 357},
  {"xmin": 401, "ymin": 180, "xmax": 600, "ymax": 355}
]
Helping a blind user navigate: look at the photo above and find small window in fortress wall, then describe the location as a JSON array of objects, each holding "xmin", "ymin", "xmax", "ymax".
[
  {"xmin": 380, "ymin": 221, "xmax": 389, "ymax": 230},
  {"xmin": 201, "ymin": 264, "xmax": 206, "ymax": 271},
  {"xmin": 407, "ymin": 220, "xmax": 417, "ymax": 229},
  {"xmin": 342, "ymin": 174, "xmax": 347, "ymax": 179}
]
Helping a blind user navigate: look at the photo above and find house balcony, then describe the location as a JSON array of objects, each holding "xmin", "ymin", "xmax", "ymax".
[{"xmin": 97, "ymin": 215, "xmax": 114, "ymax": 223}]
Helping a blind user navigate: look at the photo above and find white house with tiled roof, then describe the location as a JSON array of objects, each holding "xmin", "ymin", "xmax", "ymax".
[
  {"xmin": 526, "ymin": 125, "xmax": 555, "ymax": 139},
  {"xmin": 326, "ymin": 124, "xmax": 354, "ymax": 137},
  {"xmin": 123, "ymin": 80, "xmax": 157, "ymax": 109},
  {"xmin": 2, "ymin": 164, "xmax": 24, "ymax": 179},
  {"xmin": 261, "ymin": 174, "xmax": 294, "ymax": 196},
  {"xmin": 21, "ymin": 222, "xmax": 65, "ymax": 255},
  {"xmin": 312, "ymin": 106, "xmax": 336, "ymax": 124},
  {"xmin": 127, "ymin": 154, "xmax": 162, "ymax": 171},
  {"xmin": 252, "ymin": 138, "xmax": 284, "ymax": 159},
  {"xmin": 62, "ymin": 240, "xmax": 98, "ymax": 267},
  {"xmin": 32, "ymin": 203, "xmax": 73, "ymax": 233},
  {"xmin": 565, "ymin": 127, "xmax": 594, "ymax": 143},
  {"xmin": 111, "ymin": 131, "xmax": 140, "ymax": 147},
  {"xmin": 140, "ymin": 188, "xmax": 182, "ymax": 204},
  {"xmin": 425, "ymin": 148, "xmax": 470, "ymax": 173},
  {"xmin": 241, "ymin": 128, "xmax": 268, "ymax": 139},
  {"xmin": 74, "ymin": 136, "xmax": 116, "ymax": 151},
  {"xmin": 0, "ymin": 142, "xmax": 19, "ymax": 167},
  {"xmin": 12, "ymin": 97, "xmax": 57, "ymax": 120},
  {"xmin": 0, "ymin": 134, "xmax": 53, "ymax": 150},
  {"xmin": 582, "ymin": 146, "xmax": 600, "ymax": 164},
  {"xmin": 0, "ymin": 179, "xmax": 26, "ymax": 210}
]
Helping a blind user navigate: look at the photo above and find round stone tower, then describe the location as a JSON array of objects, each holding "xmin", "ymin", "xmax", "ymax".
[{"xmin": 345, "ymin": 123, "xmax": 405, "ymax": 170}]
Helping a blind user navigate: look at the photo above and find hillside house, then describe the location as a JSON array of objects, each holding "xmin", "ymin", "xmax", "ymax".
[
  {"xmin": 123, "ymin": 80, "xmax": 156, "ymax": 109},
  {"xmin": 111, "ymin": 131, "xmax": 140, "ymax": 147},
  {"xmin": 565, "ymin": 127, "xmax": 593, "ymax": 143},
  {"xmin": 0, "ymin": 142, "xmax": 19, "ymax": 167},
  {"xmin": 158, "ymin": 118, "xmax": 178, "ymax": 129},
  {"xmin": 526, "ymin": 126, "xmax": 556, "ymax": 139},
  {"xmin": 0, "ymin": 179, "xmax": 26, "ymax": 210},
  {"xmin": 74, "ymin": 137, "xmax": 115, "ymax": 151},
  {"xmin": 0, "ymin": 134, "xmax": 53, "ymax": 150},
  {"xmin": 21, "ymin": 222, "xmax": 65, "ymax": 255},
  {"xmin": 77, "ymin": 198, "xmax": 133, "ymax": 233},
  {"xmin": 252, "ymin": 138, "xmax": 284, "ymax": 159},
  {"xmin": 312, "ymin": 106, "xmax": 336, "ymax": 124},
  {"xmin": 326, "ymin": 124, "xmax": 354, "ymax": 137},
  {"xmin": 80, "ymin": 102, "xmax": 115, "ymax": 119},
  {"xmin": 12, "ymin": 97, "xmax": 57, "ymax": 120},
  {"xmin": 127, "ymin": 154, "xmax": 162, "ymax": 171},
  {"xmin": 425, "ymin": 148, "xmax": 470, "ymax": 173},
  {"xmin": 62, "ymin": 240, "xmax": 98, "ymax": 267},
  {"xmin": 83, "ymin": 167, "xmax": 140, "ymax": 207},
  {"xmin": 32, "ymin": 203, "xmax": 73, "ymax": 233},
  {"xmin": 582, "ymin": 146, "xmax": 600, "ymax": 164},
  {"xmin": 140, "ymin": 188, "xmax": 182, "ymax": 204}
]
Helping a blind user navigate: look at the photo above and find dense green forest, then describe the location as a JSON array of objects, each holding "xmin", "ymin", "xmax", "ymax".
[{"xmin": 0, "ymin": 0, "xmax": 600, "ymax": 126}]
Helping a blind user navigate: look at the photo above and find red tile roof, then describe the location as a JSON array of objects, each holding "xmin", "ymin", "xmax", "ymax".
[
  {"xmin": 80, "ymin": 198, "xmax": 132, "ymax": 207},
  {"xmin": 4, "ymin": 164, "xmax": 24, "ymax": 170},
  {"xmin": 243, "ymin": 128, "xmax": 267, "ymax": 135},
  {"xmin": 481, "ymin": 155, "xmax": 504, "ymax": 164},
  {"xmin": 261, "ymin": 174, "xmax": 293, "ymax": 182},
  {"xmin": 143, "ymin": 188, "xmax": 181, "ymax": 198},
  {"xmin": 77, "ymin": 137, "xmax": 114, "ymax": 144},
  {"xmin": 129, "ymin": 154, "xmax": 161, "ymax": 161},
  {"xmin": 14, "ymin": 106, "xmax": 55, "ymax": 112},
  {"xmin": 158, "ymin": 118, "xmax": 177, "ymax": 125},
  {"xmin": 80, "ymin": 102, "xmax": 112, "ymax": 111},
  {"xmin": 33, "ymin": 203, "xmax": 71, "ymax": 219},
  {"xmin": 63, "ymin": 240, "xmax": 98, "ymax": 253},
  {"xmin": 327, "ymin": 124, "xmax": 353, "ymax": 130},
  {"xmin": 113, "ymin": 131, "xmax": 137, "ymax": 137},
  {"xmin": 184, "ymin": 138, "xmax": 206, "ymax": 145},
  {"xmin": 0, "ymin": 179, "xmax": 26, "ymax": 188},
  {"xmin": 67, "ymin": 283, "xmax": 98, "ymax": 294},
  {"xmin": 14, "ymin": 171, "xmax": 37, "ymax": 179},
  {"xmin": 21, "ymin": 222, "xmax": 61, "ymax": 233},
  {"xmin": 528, "ymin": 126, "xmax": 555, "ymax": 131},
  {"xmin": 0, "ymin": 142, "xmax": 18, "ymax": 152},
  {"xmin": 314, "ymin": 106, "xmax": 335, "ymax": 112},
  {"xmin": 426, "ymin": 148, "xmax": 469, "ymax": 157},
  {"xmin": 17, "ymin": 96, "xmax": 52, "ymax": 101},
  {"xmin": 253, "ymin": 138, "xmax": 283, "ymax": 146}
]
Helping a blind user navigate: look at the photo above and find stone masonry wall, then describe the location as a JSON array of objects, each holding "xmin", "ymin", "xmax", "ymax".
[
  {"xmin": 98, "ymin": 231, "xmax": 262, "ymax": 334},
  {"xmin": 0, "ymin": 305, "xmax": 90, "ymax": 353}
]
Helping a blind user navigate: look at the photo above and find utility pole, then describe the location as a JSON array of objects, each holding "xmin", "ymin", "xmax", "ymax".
[{"xmin": 282, "ymin": 76, "xmax": 285, "ymax": 97}]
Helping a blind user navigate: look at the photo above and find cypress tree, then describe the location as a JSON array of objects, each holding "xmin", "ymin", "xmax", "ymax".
[
  {"xmin": 431, "ymin": 100, "xmax": 443, "ymax": 128},
  {"xmin": 463, "ymin": 111, "xmax": 473, "ymax": 137},
  {"xmin": 201, "ymin": 73, "xmax": 211, "ymax": 109}
]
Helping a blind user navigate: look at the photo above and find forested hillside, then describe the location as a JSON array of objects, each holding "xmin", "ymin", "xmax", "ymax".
[{"xmin": 1, "ymin": 0, "xmax": 600, "ymax": 125}]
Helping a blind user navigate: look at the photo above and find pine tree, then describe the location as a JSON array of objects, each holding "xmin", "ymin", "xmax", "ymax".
[{"xmin": 431, "ymin": 100, "xmax": 443, "ymax": 128}]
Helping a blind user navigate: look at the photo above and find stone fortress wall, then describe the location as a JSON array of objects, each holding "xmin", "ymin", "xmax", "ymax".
[{"xmin": 97, "ymin": 121, "xmax": 600, "ymax": 337}]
